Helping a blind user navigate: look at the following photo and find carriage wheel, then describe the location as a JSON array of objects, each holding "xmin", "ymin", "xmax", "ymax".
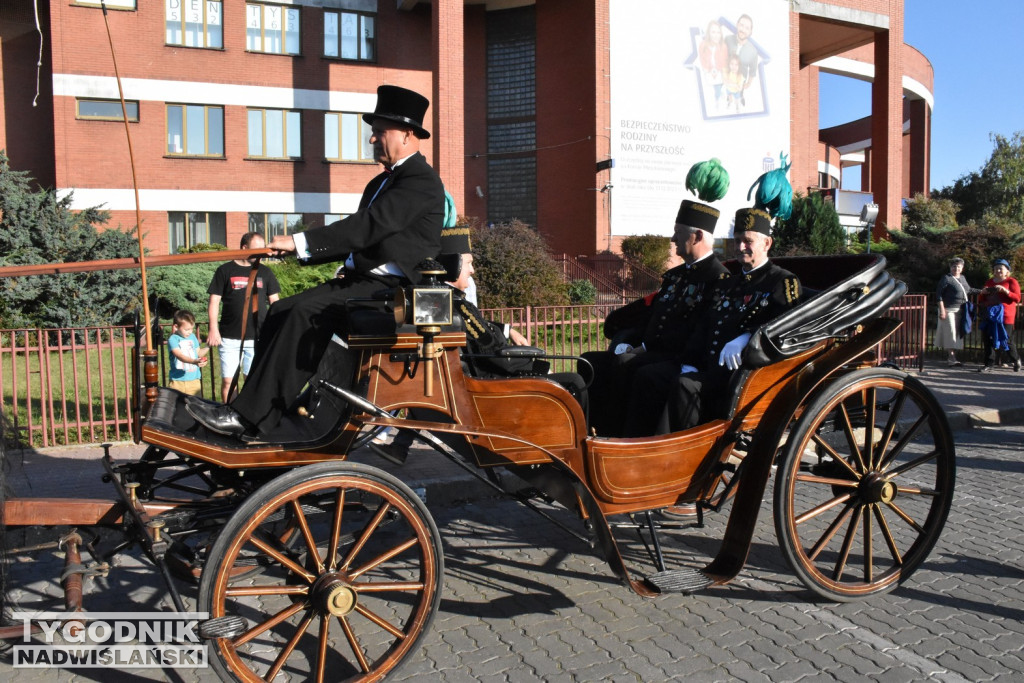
[
  {"xmin": 773, "ymin": 368, "xmax": 955, "ymax": 602},
  {"xmin": 199, "ymin": 462, "xmax": 443, "ymax": 681}
]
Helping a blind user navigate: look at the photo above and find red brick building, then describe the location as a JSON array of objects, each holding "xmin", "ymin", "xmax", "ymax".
[{"xmin": 0, "ymin": 0, "xmax": 930, "ymax": 256}]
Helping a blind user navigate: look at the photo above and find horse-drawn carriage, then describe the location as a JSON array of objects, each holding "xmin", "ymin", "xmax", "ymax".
[{"xmin": 1, "ymin": 252, "xmax": 954, "ymax": 681}]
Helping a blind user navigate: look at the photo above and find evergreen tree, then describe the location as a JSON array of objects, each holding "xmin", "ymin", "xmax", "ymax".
[
  {"xmin": 771, "ymin": 192, "xmax": 847, "ymax": 256},
  {"xmin": 471, "ymin": 219, "xmax": 568, "ymax": 308},
  {"xmin": 0, "ymin": 151, "xmax": 140, "ymax": 329}
]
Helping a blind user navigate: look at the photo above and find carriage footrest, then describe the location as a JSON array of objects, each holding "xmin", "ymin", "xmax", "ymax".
[
  {"xmin": 200, "ymin": 616, "xmax": 248, "ymax": 640},
  {"xmin": 646, "ymin": 568, "xmax": 714, "ymax": 594}
]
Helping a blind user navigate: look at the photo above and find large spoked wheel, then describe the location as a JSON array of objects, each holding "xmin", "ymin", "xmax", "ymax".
[
  {"xmin": 773, "ymin": 368, "xmax": 955, "ymax": 602},
  {"xmin": 199, "ymin": 461, "xmax": 444, "ymax": 681}
]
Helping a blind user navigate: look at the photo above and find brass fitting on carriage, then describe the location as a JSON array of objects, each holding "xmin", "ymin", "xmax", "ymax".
[{"xmin": 409, "ymin": 259, "xmax": 455, "ymax": 398}]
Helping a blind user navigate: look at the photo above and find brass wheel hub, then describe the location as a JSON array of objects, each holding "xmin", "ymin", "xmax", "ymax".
[
  {"xmin": 860, "ymin": 472, "xmax": 896, "ymax": 504},
  {"xmin": 312, "ymin": 574, "xmax": 357, "ymax": 617}
]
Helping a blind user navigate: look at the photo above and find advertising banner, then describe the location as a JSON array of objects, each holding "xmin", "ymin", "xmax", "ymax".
[{"xmin": 610, "ymin": 0, "xmax": 791, "ymax": 238}]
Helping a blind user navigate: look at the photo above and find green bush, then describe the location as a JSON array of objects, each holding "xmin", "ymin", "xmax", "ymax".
[
  {"xmin": 268, "ymin": 259, "xmax": 337, "ymax": 299},
  {"xmin": 772, "ymin": 192, "xmax": 847, "ymax": 256},
  {"xmin": 567, "ymin": 278, "xmax": 597, "ymax": 305},
  {"xmin": 620, "ymin": 234, "xmax": 671, "ymax": 273},
  {"xmin": 471, "ymin": 219, "xmax": 568, "ymax": 308},
  {"xmin": 147, "ymin": 262, "xmax": 220, "ymax": 320}
]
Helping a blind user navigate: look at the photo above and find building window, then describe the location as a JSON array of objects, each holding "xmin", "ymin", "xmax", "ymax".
[
  {"xmin": 249, "ymin": 213, "xmax": 303, "ymax": 240},
  {"xmin": 166, "ymin": 0, "xmax": 223, "ymax": 49},
  {"xmin": 323, "ymin": 214, "xmax": 345, "ymax": 225},
  {"xmin": 247, "ymin": 109, "xmax": 302, "ymax": 159},
  {"xmin": 246, "ymin": 3, "xmax": 300, "ymax": 55},
  {"xmin": 324, "ymin": 10, "xmax": 375, "ymax": 61},
  {"xmin": 73, "ymin": 0, "xmax": 135, "ymax": 9},
  {"xmin": 324, "ymin": 112, "xmax": 373, "ymax": 162},
  {"xmin": 166, "ymin": 104, "xmax": 224, "ymax": 157},
  {"xmin": 169, "ymin": 212, "xmax": 226, "ymax": 252},
  {"xmin": 77, "ymin": 98, "xmax": 139, "ymax": 122}
]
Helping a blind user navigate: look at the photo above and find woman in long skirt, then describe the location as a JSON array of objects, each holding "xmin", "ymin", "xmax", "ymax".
[{"xmin": 935, "ymin": 257, "xmax": 977, "ymax": 366}]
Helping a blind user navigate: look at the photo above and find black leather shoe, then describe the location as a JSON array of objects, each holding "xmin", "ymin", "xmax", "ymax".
[
  {"xmin": 1015, "ymin": 360, "xmax": 1022, "ymax": 373},
  {"xmin": 186, "ymin": 401, "xmax": 250, "ymax": 437}
]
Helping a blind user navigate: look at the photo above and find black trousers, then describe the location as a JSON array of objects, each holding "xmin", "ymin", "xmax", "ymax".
[
  {"xmin": 983, "ymin": 322, "xmax": 1021, "ymax": 366},
  {"xmin": 583, "ymin": 349, "xmax": 678, "ymax": 437},
  {"xmin": 232, "ymin": 274, "xmax": 400, "ymax": 433}
]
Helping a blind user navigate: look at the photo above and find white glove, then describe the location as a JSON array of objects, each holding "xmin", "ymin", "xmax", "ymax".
[
  {"xmin": 614, "ymin": 343, "xmax": 634, "ymax": 355},
  {"xmin": 718, "ymin": 332, "xmax": 752, "ymax": 371},
  {"xmin": 680, "ymin": 364, "xmax": 698, "ymax": 374}
]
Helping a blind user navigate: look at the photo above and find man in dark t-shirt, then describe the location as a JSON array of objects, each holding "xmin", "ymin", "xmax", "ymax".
[{"xmin": 207, "ymin": 232, "xmax": 281, "ymax": 401}]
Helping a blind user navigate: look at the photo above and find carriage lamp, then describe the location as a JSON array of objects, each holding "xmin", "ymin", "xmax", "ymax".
[{"xmin": 412, "ymin": 260, "xmax": 453, "ymax": 396}]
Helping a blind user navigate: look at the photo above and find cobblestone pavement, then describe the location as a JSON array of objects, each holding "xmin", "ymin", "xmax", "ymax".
[{"xmin": 2, "ymin": 424, "xmax": 1023, "ymax": 682}]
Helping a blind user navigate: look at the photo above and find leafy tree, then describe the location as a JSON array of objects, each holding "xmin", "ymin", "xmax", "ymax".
[
  {"xmin": 0, "ymin": 151, "xmax": 140, "ymax": 329},
  {"xmin": 772, "ymin": 192, "xmax": 847, "ymax": 256},
  {"xmin": 471, "ymin": 219, "xmax": 568, "ymax": 308},
  {"xmin": 936, "ymin": 131, "xmax": 1024, "ymax": 228},
  {"xmin": 902, "ymin": 193, "xmax": 959, "ymax": 237}
]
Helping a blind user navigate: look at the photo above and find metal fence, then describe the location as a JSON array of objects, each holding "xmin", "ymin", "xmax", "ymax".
[{"xmin": 7, "ymin": 292, "xmax": 1010, "ymax": 448}]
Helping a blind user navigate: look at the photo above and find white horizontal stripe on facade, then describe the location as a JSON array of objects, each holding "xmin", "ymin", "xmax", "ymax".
[
  {"xmin": 57, "ymin": 188, "xmax": 363, "ymax": 214},
  {"xmin": 813, "ymin": 56, "xmax": 935, "ymax": 109},
  {"xmin": 817, "ymin": 160, "xmax": 841, "ymax": 179},
  {"xmin": 53, "ymin": 74, "xmax": 377, "ymax": 112}
]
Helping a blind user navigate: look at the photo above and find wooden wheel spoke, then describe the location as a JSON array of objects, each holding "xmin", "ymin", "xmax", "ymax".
[
  {"xmin": 794, "ymin": 472, "xmax": 859, "ymax": 488},
  {"xmin": 886, "ymin": 449, "xmax": 938, "ymax": 478},
  {"xmin": 354, "ymin": 580, "xmax": 427, "ymax": 593},
  {"xmin": 265, "ymin": 611, "xmax": 315, "ymax": 681},
  {"xmin": 863, "ymin": 504, "xmax": 873, "ymax": 583},
  {"xmin": 350, "ymin": 537, "xmax": 419, "ymax": 580},
  {"xmin": 875, "ymin": 389, "xmax": 908, "ymax": 462},
  {"xmin": 895, "ymin": 485, "xmax": 940, "ymax": 496},
  {"xmin": 884, "ymin": 499, "xmax": 926, "ymax": 534},
  {"xmin": 355, "ymin": 602, "xmax": 408, "ymax": 639},
  {"xmin": 327, "ymin": 488, "xmax": 346, "ymax": 571},
  {"xmin": 877, "ymin": 414, "xmax": 928, "ymax": 472},
  {"xmin": 864, "ymin": 388, "xmax": 877, "ymax": 470},
  {"xmin": 807, "ymin": 503, "xmax": 854, "ymax": 561},
  {"xmin": 810, "ymin": 434, "xmax": 860, "ymax": 478},
  {"xmin": 315, "ymin": 614, "xmax": 330, "ymax": 683},
  {"xmin": 290, "ymin": 499, "xmax": 324, "ymax": 574},
  {"xmin": 225, "ymin": 584, "xmax": 310, "ymax": 597},
  {"xmin": 247, "ymin": 534, "xmax": 317, "ymax": 583},
  {"xmin": 795, "ymin": 492, "xmax": 853, "ymax": 525},
  {"xmin": 338, "ymin": 615, "xmax": 372, "ymax": 674},
  {"xmin": 831, "ymin": 504, "xmax": 864, "ymax": 582},
  {"xmin": 872, "ymin": 504, "xmax": 903, "ymax": 566},
  {"xmin": 838, "ymin": 402, "xmax": 867, "ymax": 473},
  {"xmin": 235, "ymin": 601, "xmax": 306, "ymax": 647},
  {"xmin": 340, "ymin": 501, "xmax": 392, "ymax": 572}
]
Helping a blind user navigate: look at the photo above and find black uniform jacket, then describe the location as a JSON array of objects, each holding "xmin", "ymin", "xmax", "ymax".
[
  {"xmin": 301, "ymin": 152, "xmax": 445, "ymax": 280},
  {"xmin": 681, "ymin": 260, "xmax": 802, "ymax": 370},
  {"xmin": 603, "ymin": 255, "xmax": 729, "ymax": 354}
]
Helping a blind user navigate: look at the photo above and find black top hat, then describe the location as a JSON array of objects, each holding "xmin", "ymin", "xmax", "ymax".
[
  {"xmin": 362, "ymin": 85, "xmax": 431, "ymax": 139},
  {"xmin": 734, "ymin": 207, "xmax": 772, "ymax": 236},
  {"xmin": 676, "ymin": 199, "xmax": 720, "ymax": 232}
]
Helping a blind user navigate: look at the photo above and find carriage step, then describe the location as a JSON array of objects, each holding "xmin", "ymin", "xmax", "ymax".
[
  {"xmin": 646, "ymin": 568, "xmax": 714, "ymax": 594},
  {"xmin": 199, "ymin": 616, "xmax": 248, "ymax": 640}
]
